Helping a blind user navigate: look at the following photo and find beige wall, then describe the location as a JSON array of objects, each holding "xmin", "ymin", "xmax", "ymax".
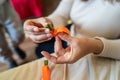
[{"xmin": 42, "ymin": 0, "xmax": 60, "ymax": 16}]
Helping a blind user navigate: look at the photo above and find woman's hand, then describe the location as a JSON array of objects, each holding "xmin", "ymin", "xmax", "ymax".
[
  {"xmin": 41, "ymin": 33, "xmax": 103, "ymax": 64},
  {"xmin": 23, "ymin": 17, "xmax": 53, "ymax": 43}
]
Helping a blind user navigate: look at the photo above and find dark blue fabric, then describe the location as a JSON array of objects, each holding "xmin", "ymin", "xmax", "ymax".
[{"xmin": 35, "ymin": 38, "xmax": 67, "ymax": 58}]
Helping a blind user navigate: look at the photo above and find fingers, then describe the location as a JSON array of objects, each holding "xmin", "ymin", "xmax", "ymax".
[
  {"xmin": 24, "ymin": 25, "xmax": 36, "ymax": 32},
  {"xmin": 41, "ymin": 51, "xmax": 66, "ymax": 64},
  {"xmin": 29, "ymin": 33, "xmax": 53, "ymax": 43},
  {"xmin": 41, "ymin": 51, "xmax": 57, "ymax": 63},
  {"xmin": 58, "ymin": 33, "xmax": 72, "ymax": 44},
  {"xmin": 24, "ymin": 21, "xmax": 51, "ymax": 35},
  {"xmin": 24, "ymin": 18, "xmax": 52, "ymax": 34},
  {"xmin": 41, "ymin": 51, "xmax": 73, "ymax": 64},
  {"xmin": 24, "ymin": 19, "xmax": 43, "ymax": 31},
  {"xmin": 55, "ymin": 36, "xmax": 67, "ymax": 56},
  {"xmin": 24, "ymin": 18, "xmax": 54, "ymax": 43},
  {"xmin": 25, "ymin": 28, "xmax": 51, "ymax": 35}
]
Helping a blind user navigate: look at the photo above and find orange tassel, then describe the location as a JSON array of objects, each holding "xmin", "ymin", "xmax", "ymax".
[
  {"xmin": 45, "ymin": 24, "xmax": 70, "ymax": 37},
  {"xmin": 52, "ymin": 26, "xmax": 70, "ymax": 36},
  {"xmin": 42, "ymin": 60, "xmax": 51, "ymax": 80}
]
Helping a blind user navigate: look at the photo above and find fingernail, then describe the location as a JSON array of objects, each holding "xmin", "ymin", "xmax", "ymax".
[
  {"xmin": 33, "ymin": 27, "xmax": 39, "ymax": 31},
  {"xmin": 45, "ymin": 29, "xmax": 50, "ymax": 33},
  {"xmin": 41, "ymin": 51, "xmax": 44, "ymax": 54},
  {"xmin": 47, "ymin": 34, "xmax": 52, "ymax": 37}
]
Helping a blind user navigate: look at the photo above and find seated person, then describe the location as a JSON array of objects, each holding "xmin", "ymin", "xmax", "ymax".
[
  {"xmin": 0, "ymin": 0, "xmax": 119, "ymax": 80},
  {"xmin": 0, "ymin": 0, "xmax": 26, "ymax": 68}
]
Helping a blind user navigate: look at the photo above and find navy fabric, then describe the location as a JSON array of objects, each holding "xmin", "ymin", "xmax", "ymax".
[{"xmin": 35, "ymin": 38, "xmax": 67, "ymax": 58}]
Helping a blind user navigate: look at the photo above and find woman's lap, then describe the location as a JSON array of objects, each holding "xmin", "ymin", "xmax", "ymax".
[{"xmin": 0, "ymin": 54, "xmax": 119, "ymax": 80}]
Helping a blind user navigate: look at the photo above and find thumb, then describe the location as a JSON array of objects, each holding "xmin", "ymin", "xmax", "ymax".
[{"xmin": 58, "ymin": 33, "xmax": 72, "ymax": 43}]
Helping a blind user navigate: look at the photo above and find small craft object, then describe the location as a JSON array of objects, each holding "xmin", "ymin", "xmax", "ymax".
[
  {"xmin": 42, "ymin": 60, "xmax": 51, "ymax": 80},
  {"xmin": 45, "ymin": 24, "xmax": 70, "ymax": 36}
]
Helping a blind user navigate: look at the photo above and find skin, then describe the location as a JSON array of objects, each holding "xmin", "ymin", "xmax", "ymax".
[
  {"xmin": 24, "ymin": 17, "xmax": 53, "ymax": 43},
  {"xmin": 41, "ymin": 33, "xmax": 103, "ymax": 64},
  {"xmin": 24, "ymin": 17, "xmax": 104, "ymax": 64}
]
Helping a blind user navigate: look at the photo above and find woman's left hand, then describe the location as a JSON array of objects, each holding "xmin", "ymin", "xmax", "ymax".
[{"xmin": 41, "ymin": 33, "xmax": 103, "ymax": 64}]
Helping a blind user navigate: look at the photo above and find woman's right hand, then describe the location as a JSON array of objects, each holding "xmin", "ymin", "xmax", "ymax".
[
  {"xmin": 41, "ymin": 33, "xmax": 103, "ymax": 64},
  {"xmin": 23, "ymin": 17, "xmax": 53, "ymax": 43}
]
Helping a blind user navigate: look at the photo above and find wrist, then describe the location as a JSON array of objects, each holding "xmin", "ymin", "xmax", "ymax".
[
  {"xmin": 93, "ymin": 38, "xmax": 103, "ymax": 54},
  {"xmin": 87, "ymin": 38, "xmax": 103, "ymax": 54}
]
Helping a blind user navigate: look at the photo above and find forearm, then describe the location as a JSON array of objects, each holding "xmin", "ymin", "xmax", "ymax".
[
  {"xmin": 94, "ymin": 37, "xmax": 120, "ymax": 60},
  {"xmin": 86, "ymin": 38, "xmax": 104, "ymax": 54},
  {"xmin": 88, "ymin": 38, "xmax": 104, "ymax": 55}
]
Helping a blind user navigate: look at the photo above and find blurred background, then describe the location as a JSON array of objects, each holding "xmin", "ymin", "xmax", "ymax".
[{"xmin": 0, "ymin": 0, "xmax": 60, "ymax": 72}]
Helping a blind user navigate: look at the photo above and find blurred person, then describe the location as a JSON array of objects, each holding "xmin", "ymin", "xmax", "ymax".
[
  {"xmin": 0, "ymin": 0, "xmax": 26, "ymax": 68},
  {"xmin": 11, "ymin": 0, "xmax": 43, "ymax": 20}
]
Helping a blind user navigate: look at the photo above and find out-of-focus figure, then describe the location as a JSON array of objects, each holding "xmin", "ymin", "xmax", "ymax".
[
  {"xmin": 0, "ymin": 0, "xmax": 26, "ymax": 68},
  {"xmin": 11, "ymin": 0, "xmax": 43, "ymax": 20}
]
